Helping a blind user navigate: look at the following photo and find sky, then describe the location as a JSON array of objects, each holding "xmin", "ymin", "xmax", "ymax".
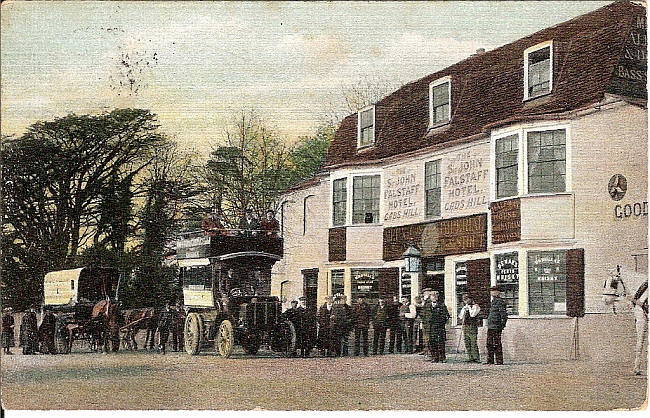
[{"xmin": 1, "ymin": 1, "xmax": 611, "ymax": 157}]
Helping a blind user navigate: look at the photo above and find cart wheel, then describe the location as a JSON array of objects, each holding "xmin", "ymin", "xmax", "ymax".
[
  {"xmin": 54, "ymin": 318, "xmax": 71, "ymax": 355},
  {"xmin": 278, "ymin": 320, "xmax": 296, "ymax": 357},
  {"xmin": 216, "ymin": 319, "xmax": 234, "ymax": 358},
  {"xmin": 184, "ymin": 313, "xmax": 203, "ymax": 355},
  {"xmin": 242, "ymin": 333, "xmax": 261, "ymax": 355}
]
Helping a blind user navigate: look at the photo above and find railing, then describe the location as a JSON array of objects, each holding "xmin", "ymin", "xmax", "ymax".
[{"xmin": 176, "ymin": 229, "xmax": 283, "ymax": 259}]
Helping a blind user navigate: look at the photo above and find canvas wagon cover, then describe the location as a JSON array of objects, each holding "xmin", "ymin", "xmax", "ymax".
[{"xmin": 43, "ymin": 267, "xmax": 84, "ymax": 306}]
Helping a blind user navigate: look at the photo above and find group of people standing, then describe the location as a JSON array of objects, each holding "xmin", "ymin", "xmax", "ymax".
[
  {"xmin": 2, "ymin": 307, "xmax": 58, "ymax": 355},
  {"xmin": 305, "ymin": 285, "xmax": 508, "ymax": 364},
  {"xmin": 201, "ymin": 208, "xmax": 279, "ymax": 237}
]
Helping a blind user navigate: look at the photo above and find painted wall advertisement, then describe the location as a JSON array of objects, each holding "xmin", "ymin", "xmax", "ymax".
[
  {"xmin": 442, "ymin": 144, "xmax": 489, "ymax": 217},
  {"xmin": 383, "ymin": 166, "xmax": 423, "ymax": 225}
]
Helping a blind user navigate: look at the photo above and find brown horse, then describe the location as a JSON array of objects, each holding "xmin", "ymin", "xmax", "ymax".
[
  {"xmin": 91, "ymin": 299, "xmax": 121, "ymax": 353},
  {"xmin": 121, "ymin": 307, "xmax": 159, "ymax": 351}
]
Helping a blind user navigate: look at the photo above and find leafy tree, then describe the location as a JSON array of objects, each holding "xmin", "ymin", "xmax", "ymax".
[{"xmin": 1, "ymin": 109, "xmax": 166, "ymax": 308}]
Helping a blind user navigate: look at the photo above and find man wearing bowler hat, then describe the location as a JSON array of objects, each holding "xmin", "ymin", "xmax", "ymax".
[{"xmin": 486, "ymin": 285, "xmax": 508, "ymax": 365}]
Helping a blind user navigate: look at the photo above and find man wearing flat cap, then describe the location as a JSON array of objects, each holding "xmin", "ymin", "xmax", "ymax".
[{"xmin": 486, "ymin": 286, "xmax": 508, "ymax": 365}]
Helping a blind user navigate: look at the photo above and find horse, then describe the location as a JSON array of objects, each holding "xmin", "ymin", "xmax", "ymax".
[
  {"xmin": 602, "ymin": 265, "xmax": 648, "ymax": 375},
  {"xmin": 91, "ymin": 299, "xmax": 121, "ymax": 353},
  {"xmin": 120, "ymin": 307, "xmax": 159, "ymax": 351}
]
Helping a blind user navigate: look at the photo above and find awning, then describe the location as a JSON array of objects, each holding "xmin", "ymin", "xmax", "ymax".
[{"xmin": 177, "ymin": 258, "xmax": 211, "ymax": 267}]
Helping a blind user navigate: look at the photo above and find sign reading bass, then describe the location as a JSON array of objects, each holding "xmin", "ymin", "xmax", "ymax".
[{"xmin": 383, "ymin": 214, "xmax": 487, "ymax": 261}]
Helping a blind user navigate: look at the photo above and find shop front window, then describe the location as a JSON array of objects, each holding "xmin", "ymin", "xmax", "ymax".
[
  {"xmin": 455, "ymin": 262, "xmax": 467, "ymax": 316},
  {"xmin": 351, "ymin": 269, "xmax": 380, "ymax": 305},
  {"xmin": 527, "ymin": 250, "xmax": 567, "ymax": 315},
  {"xmin": 495, "ymin": 252, "xmax": 519, "ymax": 315},
  {"xmin": 331, "ymin": 269, "xmax": 345, "ymax": 296},
  {"xmin": 399, "ymin": 271, "xmax": 412, "ymax": 300}
]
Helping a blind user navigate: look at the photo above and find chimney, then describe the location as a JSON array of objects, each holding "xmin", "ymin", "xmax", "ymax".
[{"xmin": 476, "ymin": 48, "xmax": 486, "ymax": 55}]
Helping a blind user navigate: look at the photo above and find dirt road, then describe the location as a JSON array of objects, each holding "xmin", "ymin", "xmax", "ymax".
[{"xmin": 1, "ymin": 348, "xmax": 646, "ymax": 410}]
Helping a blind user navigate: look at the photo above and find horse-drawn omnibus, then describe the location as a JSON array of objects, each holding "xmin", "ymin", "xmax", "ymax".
[
  {"xmin": 43, "ymin": 266, "xmax": 121, "ymax": 354},
  {"xmin": 176, "ymin": 229, "xmax": 296, "ymax": 357}
]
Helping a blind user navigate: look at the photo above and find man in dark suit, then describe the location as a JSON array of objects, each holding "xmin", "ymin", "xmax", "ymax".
[
  {"xmin": 486, "ymin": 286, "xmax": 508, "ymax": 365},
  {"xmin": 239, "ymin": 208, "xmax": 260, "ymax": 236},
  {"xmin": 39, "ymin": 309, "xmax": 57, "ymax": 355},
  {"xmin": 353, "ymin": 295, "xmax": 370, "ymax": 356},
  {"xmin": 372, "ymin": 298, "xmax": 388, "ymax": 355},
  {"xmin": 329, "ymin": 294, "xmax": 349, "ymax": 357},
  {"xmin": 317, "ymin": 296, "xmax": 333, "ymax": 356},
  {"xmin": 260, "ymin": 209, "xmax": 280, "ymax": 237},
  {"xmin": 387, "ymin": 296, "xmax": 402, "ymax": 354},
  {"xmin": 429, "ymin": 291, "xmax": 450, "ymax": 363}
]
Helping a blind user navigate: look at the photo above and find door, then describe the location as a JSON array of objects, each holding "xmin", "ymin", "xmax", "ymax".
[
  {"xmin": 466, "ymin": 258, "xmax": 491, "ymax": 320},
  {"xmin": 302, "ymin": 268, "xmax": 319, "ymax": 313}
]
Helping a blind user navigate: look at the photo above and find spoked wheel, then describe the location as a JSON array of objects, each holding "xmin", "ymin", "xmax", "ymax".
[
  {"xmin": 54, "ymin": 318, "xmax": 71, "ymax": 355},
  {"xmin": 216, "ymin": 320, "xmax": 234, "ymax": 358},
  {"xmin": 184, "ymin": 313, "xmax": 203, "ymax": 355},
  {"xmin": 277, "ymin": 320, "xmax": 296, "ymax": 357},
  {"xmin": 242, "ymin": 333, "xmax": 262, "ymax": 355}
]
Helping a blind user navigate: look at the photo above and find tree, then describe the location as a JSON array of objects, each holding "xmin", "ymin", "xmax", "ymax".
[
  {"xmin": 204, "ymin": 110, "xmax": 291, "ymax": 226},
  {"xmin": 1, "ymin": 109, "xmax": 167, "ymax": 308}
]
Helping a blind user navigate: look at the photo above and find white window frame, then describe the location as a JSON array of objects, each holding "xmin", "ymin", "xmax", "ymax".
[
  {"xmin": 490, "ymin": 122, "xmax": 571, "ymax": 202},
  {"xmin": 351, "ymin": 173, "xmax": 382, "ymax": 225},
  {"xmin": 357, "ymin": 105, "xmax": 375, "ymax": 149},
  {"xmin": 523, "ymin": 124, "xmax": 571, "ymax": 196},
  {"xmin": 331, "ymin": 177, "xmax": 347, "ymax": 227},
  {"xmin": 329, "ymin": 170, "xmax": 383, "ymax": 227},
  {"xmin": 424, "ymin": 159, "xmax": 443, "ymax": 219},
  {"xmin": 523, "ymin": 40, "xmax": 553, "ymax": 101},
  {"xmin": 429, "ymin": 76, "xmax": 452, "ymax": 128}
]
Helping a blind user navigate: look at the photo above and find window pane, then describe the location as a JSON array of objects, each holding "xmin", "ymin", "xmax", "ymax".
[
  {"xmin": 352, "ymin": 175, "xmax": 380, "ymax": 224},
  {"xmin": 528, "ymin": 47, "xmax": 551, "ymax": 97},
  {"xmin": 332, "ymin": 179, "xmax": 347, "ymax": 226},
  {"xmin": 425, "ymin": 160, "xmax": 441, "ymax": 217},
  {"xmin": 527, "ymin": 130, "xmax": 565, "ymax": 194},
  {"xmin": 455, "ymin": 262, "xmax": 467, "ymax": 316},
  {"xmin": 495, "ymin": 252, "xmax": 519, "ymax": 315},
  {"xmin": 331, "ymin": 269, "xmax": 345, "ymax": 296},
  {"xmin": 527, "ymin": 250, "xmax": 567, "ymax": 315},
  {"xmin": 432, "ymin": 82, "xmax": 450, "ymax": 123},
  {"xmin": 351, "ymin": 269, "xmax": 380, "ymax": 305},
  {"xmin": 496, "ymin": 135, "xmax": 519, "ymax": 198}
]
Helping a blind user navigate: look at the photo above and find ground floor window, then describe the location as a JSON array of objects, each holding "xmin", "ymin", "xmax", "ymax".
[
  {"xmin": 495, "ymin": 252, "xmax": 519, "ymax": 315},
  {"xmin": 182, "ymin": 266, "xmax": 211, "ymax": 290},
  {"xmin": 399, "ymin": 270, "xmax": 412, "ymax": 300},
  {"xmin": 455, "ymin": 262, "xmax": 467, "ymax": 315},
  {"xmin": 423, "ymin": 257, "xmax": 445, "ymax": 301},
  {"xmin": 527, "ymin": 250, "xmax": 567, "ymax": 315},
  {"xmin": 331, "ymin": 269, "xmax": 345, "ymax": 296},
  {"xmin": 351, "ymin": 269, "xmax": 380, "ymax": 304}
]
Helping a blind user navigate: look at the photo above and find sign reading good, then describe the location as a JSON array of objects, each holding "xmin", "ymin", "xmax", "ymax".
[
  {"xmin": 490, "ymin": 198, "xmax": 521, "ymax": 244},
  {"xmin": 443, "ymin": 149, "xmax": 489, "ymax": 214},
  {"xmin": 384, "ymin": 168, "xmax": 422, "ymax": 222}
]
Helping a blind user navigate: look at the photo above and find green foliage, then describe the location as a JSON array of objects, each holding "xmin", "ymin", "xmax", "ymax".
[{"xmin": 202, "ymin": 111, "xmax": 333, "ymax": 226}]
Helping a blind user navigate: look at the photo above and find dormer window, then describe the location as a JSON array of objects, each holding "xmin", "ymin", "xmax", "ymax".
[
  {"xmin": 524, "ymin": 41, "xmax": 553, "ymax": 100},
  {"xmin": 357, "ymin": 106, "xmax": 375, "ymax": 148},
  {"xmin": 429, "ymin": 77, "xmax": 451, "ymax": 127}
]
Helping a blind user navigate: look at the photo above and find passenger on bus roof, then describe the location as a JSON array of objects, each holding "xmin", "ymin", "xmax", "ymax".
[
  {"xmin": 261, "ymin": 209, "xmax": 279, "ymax": 237},
  {"xmin": 238, "ymin": 208, "xmax": 260, "ymax": 236}
]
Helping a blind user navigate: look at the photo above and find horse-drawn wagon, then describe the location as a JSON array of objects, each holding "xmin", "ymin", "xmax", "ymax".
[
  {"xmin": 176, "ymin": 230, "xmax": 296, "ymax": 357},
  {"xmin": 43, "ymin": 266, "xmax": 121, "ymax": 354}
]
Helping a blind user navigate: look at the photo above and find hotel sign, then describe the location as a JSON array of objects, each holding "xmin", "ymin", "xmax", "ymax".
[{"xmin": 490, "ymin": 198, "xmax": 521, "ymax": 244}]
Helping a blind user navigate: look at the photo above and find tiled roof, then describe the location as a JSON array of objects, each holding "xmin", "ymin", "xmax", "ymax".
[{"xmin": 324, "ymin": 1, "xmax": 645, "ymax": 169}]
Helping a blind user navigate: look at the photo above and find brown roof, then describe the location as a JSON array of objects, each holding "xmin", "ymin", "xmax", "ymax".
[{"xmin": 324, "ymin": 1, "xmax": 646, "ymax": 169}]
